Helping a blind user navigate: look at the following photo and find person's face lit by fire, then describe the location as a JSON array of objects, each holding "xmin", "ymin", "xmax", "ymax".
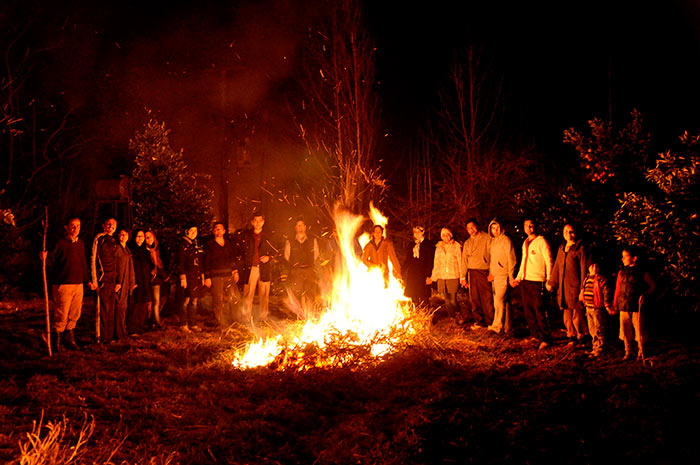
[
  {"xmin": 252, "ymin": 215, "xmax": 264, "ymax": 233},
  {"xmin": 145, "ymin": 231, "xmax": 155, "ymax": 247},
  {"xmin": 563, "ymin": 224, "xmax": 576, "ymax": 244},
  {"xmin": 466, "ymin": 222, "xmax": 478, "ymax": 238},
  {"xmin": 213, "ymin": 223, "xmax": 225, "ymax": 239},
  {"xmin": 372, "ymin": 225, "xmax": 384, "ymax": 243},
  {"xmin": 118, "ymin": 230, "xmax": 129, "ymax": 246},
  {"xmin": 621, "ymin": 250, "xmax": 637, "ymax": 267},
  {"xmin": 103, "ymin": 218, "xmax": 117, "ymax": 236},
  {"xmin": 186, "ymin": 227, "xmax": 198, "ymax": 241},
  {"xmin": 524, "ymin": 220, "xmax": 536, "ymax": 238},
  {"xmin": 295, "ymin": 220, "xmax": 307, "ymax": 236},
  {"xmin": 588, "ymin": 263, "xmax": 599, "ymax": 276},
  {"xmin": 412, "ymin": 227, "xmax": 424, "ymax": 242},
  {"xmin": 440, "ymin": 228, "xmax": 453, "ymax": 243},
  {"xmin": 490, "ymin": 223, "xmax": 501, "ymax": 238},
  {"xmin": 135, "ymin": 230, "xmax": 145, "ymax": 247},
  {"xmin": 65, "ymin": 219, "xmax": 80, "ymax": 241}
]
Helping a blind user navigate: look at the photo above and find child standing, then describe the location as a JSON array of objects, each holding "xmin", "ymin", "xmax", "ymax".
[
  {"xmin": 579, "ymin": 262, "xmax": 613, "ymax": 357},
  {"xmin": 612, "ymin": 246, "xmax": 656, "ymax": 361}
]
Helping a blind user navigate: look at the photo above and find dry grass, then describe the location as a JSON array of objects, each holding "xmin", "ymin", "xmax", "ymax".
[{"xmin": 1, "ymin": 298, "xmax": 698, "ymax": 464}]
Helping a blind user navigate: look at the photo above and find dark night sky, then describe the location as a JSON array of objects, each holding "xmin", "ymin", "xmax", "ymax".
[
  {"xmin": 6, "ymin": 0, "xmax": 700, "ymax": 191},
  {"xmin": 366, "ymin": 0, "xmax": 700, "ymax": 152}
]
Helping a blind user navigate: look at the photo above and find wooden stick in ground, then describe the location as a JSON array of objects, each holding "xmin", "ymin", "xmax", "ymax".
[
  {"xmin": 95, "ymin": 293, "xmax": 101, "ymax": 343},
  {"xmin": 41, "ymin": 206, "xmax": 52, "ymax": 357}
]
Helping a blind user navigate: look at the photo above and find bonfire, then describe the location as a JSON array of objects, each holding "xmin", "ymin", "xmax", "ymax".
[{"xmin": 233, "ymin": 204, "xmax": 425, "ymax": 370}]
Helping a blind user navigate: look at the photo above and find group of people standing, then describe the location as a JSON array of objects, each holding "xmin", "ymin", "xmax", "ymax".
[
  {"xmin": 43, "ymin": 211, "xmax": 656, "ymax": 361},
  {"xmin": 399, "ymin": 218, "xmax": 656, "ymax": 360},
  {"xmin": 43, "ymin": 211, "xmax": 292, "ymax": 351}
]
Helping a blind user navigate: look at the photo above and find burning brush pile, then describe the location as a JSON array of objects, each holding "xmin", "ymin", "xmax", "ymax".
[{"xmin": 231, "ymin": 206, "xmax": 432, "ymax": 371}]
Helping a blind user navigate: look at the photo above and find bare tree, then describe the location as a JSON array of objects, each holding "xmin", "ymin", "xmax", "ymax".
[
  {"xmin": 1, "ymin": 17, "xmax": 85, "ymax": 230},
  {"xmin": 295, "ymin": 0, "xmax": 385, "ymax": 214},
  {"xmin": 430, "ymin": 47, "xmax": 535, "ymax": 229}
]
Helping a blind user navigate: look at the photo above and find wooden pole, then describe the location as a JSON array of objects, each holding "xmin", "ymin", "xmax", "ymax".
[{"xmin": 41, "ymin": 206, "xmax": 52, "ymax": 357}]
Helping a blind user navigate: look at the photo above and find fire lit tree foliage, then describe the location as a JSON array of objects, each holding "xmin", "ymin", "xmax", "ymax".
[
  {"xmin": 527, "ymin": 109, "xmax": 699, "ymax": 313},
  {"xmin": 130, "ymin": 115, "xmax": 213, "ymax": 254},
  {"xmin": 613, "ymin": 131, "xmax": 700, "ymax": 312},
  {"xmin": 518, "ymin": 110, "xmax": 651, "ymax": 249},
  {"xmin": 296, "ymin": 0, "xmax": 386, "ymax": 214},
  {"xmin": 410, "ymin": 49, "xmax": 535, "ymax": 233}
]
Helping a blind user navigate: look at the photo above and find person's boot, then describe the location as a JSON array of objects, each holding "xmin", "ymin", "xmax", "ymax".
[
  {"xmin": 65, "ymin": 330, "xmax": 80, "ymax": 350},
  {"xmin": 55, "ymin": 331, "xmax": 63, "ymax": 354}
]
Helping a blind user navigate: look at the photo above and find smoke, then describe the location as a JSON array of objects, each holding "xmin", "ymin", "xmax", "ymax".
[{"xmin": 43, "ymin": 0, "xmax": 309, "ymax": 178}]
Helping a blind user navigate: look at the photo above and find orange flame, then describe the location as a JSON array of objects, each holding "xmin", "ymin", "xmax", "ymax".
[{"xmin": 233, "ymin": 205, "xmax": 414, "ymax": 370}]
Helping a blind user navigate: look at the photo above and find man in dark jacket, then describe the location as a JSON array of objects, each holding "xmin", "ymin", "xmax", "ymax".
[
  {"xmin": 204, "ymin": 222, "xmax": 240, "ymax": 327},
  {"xmin": 241, "ymin": 212, "xmax": 275, "ymax": 323},
  {"xmin": 90, "ymin": 217, "xmax": 119, "ymax": 343},
  {"xmin": 283, "ymin": 218, "xmax": 319, "ymax": 312},
  {"xmin": 42, "ymin": 217, "xmax": 88, "ymax": 351}
]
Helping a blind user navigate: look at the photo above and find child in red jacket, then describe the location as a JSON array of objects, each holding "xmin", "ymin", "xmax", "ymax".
[{"xmin": 580, "ymin": 262, "xmax": 613, "ymax": 358}]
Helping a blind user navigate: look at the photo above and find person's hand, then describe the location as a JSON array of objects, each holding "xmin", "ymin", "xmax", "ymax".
[
  {"xmin": 606, "ymin": 306, "xmax": 614, "ymax": 315},
  {"xmin": 115, "ymin": 284, "xmax": 122, "ymax": 293},
  {"xmin": 487, "ymin": 273, "xmax": 494, "ymax": 282},
  {"xmin": 260, "ymin": 255, "xmax": 270, "ymax": 264},
  {"xmin": 460, "ymin": 278, "xmax": 468, "ymax": 288},
  {"xmin": 232, "ymin": 270, "xmax": 239, "ymax": 283},
  {"xmin": 639, "ymin": 295, "xmax": 644, "ymax": 308},
  {"xmin": 88, "ymin": 281, "xmax": 97, "ymax": 291},
  {"xmin": 510, "ymin": 279, "xmax": 521, "ymax": 288},
  {"xmin": 204, "ymin": 278, "xmax": 212, "ymax": 288},
  {"xmin": 545, "ymin": 283, "xmax": 553, "ymax": 292},
  {"xmin": 132, "ymin": 284, "xmax": 138, "ymax": 291},
  {"xmin": 425, "ymin": 277, "xmax": 432, "ymax": 285}
]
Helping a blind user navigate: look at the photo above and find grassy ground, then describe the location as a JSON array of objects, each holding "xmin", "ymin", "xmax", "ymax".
[{"xmin": 1, "ymin": 296, "xmax": 698, "ymax": 464}]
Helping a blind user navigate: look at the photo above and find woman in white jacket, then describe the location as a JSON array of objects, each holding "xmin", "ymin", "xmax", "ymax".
[{"xmin": 428, "ymin": 228, "xmax": 463, "ymax": 321}]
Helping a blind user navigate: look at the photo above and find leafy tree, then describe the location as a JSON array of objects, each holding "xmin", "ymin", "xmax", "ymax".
[
  {"xmin": 613, "ymin": 131, "xmax": 700, "ymax": 312},
  {"xmin": 130, "ymin": 114, "xmax": 213, "ymax": 257},
  {"xmin": 519, "ymin": 110, "xmax": 651, "ymax": 252}
]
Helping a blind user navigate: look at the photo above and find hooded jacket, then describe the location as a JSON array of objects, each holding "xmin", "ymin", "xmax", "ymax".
[
  {"xmin": 487, "ymin": 218, "xmax": 516, "ymax": 279},
  {"xmin": 515, "ymin": 234, "xmax": 552, "ymax": 283}
]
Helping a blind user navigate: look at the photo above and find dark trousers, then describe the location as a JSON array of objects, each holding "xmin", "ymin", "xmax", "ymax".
[
  {"xmin": 288, "ymin": 267, "xmax": 317, "ymax": 302},
  {"xmin": 115, "ymin": 288, "xmax": 129, "ymax": 340},
  {"xmin": 179, "ymin": 296, "xmax": 198, "ymax": 326},
  {"xmin": 128, "ymin": 302, "xmax": 151, "ymax": 334},
  {"xmin": 468, "ymin": 269, "xmax": 494, "ymax": 325},
  {"xmin": 98, "ymin": 283, "xmax": 116, "ymax": 342},
  {"xmin": 520, "ymin": 280, "xmax": 551, "ymax": 342}
]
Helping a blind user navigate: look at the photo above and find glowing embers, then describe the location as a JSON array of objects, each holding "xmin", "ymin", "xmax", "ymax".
[{"xmin": 233, "ymin": 206, "xmax": 416, "ymax": 370}]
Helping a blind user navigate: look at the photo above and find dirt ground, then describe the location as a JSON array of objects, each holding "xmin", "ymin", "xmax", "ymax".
[{"xmin": 1, "ymin": 296, "xmax": 698, "ymax": 464}]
